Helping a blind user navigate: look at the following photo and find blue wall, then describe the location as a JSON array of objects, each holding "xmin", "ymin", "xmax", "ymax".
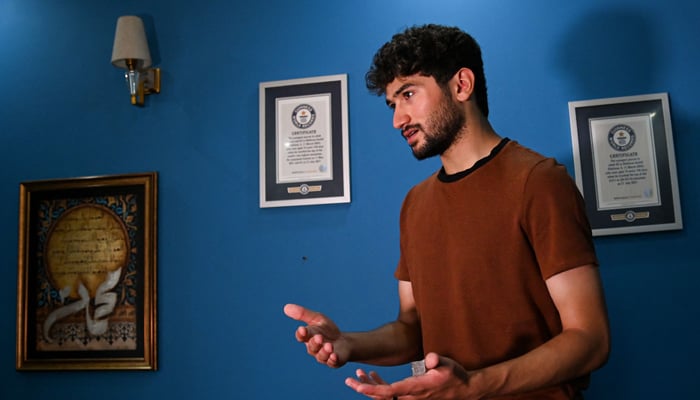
[{"xmin": 1, "ymin": 0, "xmax": 698, "ymax": 398}]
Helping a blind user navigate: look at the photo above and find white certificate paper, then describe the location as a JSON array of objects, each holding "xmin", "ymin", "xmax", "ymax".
[
  {"xmin": 275, "ymin": 94, "xmax": 332, "ymax": 184},
  {"xmin": 589, "ymin": 114, "xmax": 661, "ymax": 210}
]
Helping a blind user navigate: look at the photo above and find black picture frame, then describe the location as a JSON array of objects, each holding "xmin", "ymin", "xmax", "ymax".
[
  {"xmin": 568, "ymin": 93, "xmax": 682, "ymax": 236},
  {"xmin": 259, "ymin": 74, "xmax": 350, "ymax": 208}
]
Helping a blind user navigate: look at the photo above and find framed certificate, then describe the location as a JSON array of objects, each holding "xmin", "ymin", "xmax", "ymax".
[
  {"xmin": 259, "ymin": 74, "xmax": 350, "ymax": 208},
  {"xmin": 569, "ymin": 93, "xmax": 682, "ymax": 236}
]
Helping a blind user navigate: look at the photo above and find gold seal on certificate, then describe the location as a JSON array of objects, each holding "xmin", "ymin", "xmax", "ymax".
[
  {"xmin": 287, "ymin": 184, "xmax": 322, "ymax": 195},
  {"xmin": 610, "ymin": 210, "xmax": 651, "ymax": 222},
  {"xmin": 291, "ymin": 104, "xmax": 316, "ymax": 129}
]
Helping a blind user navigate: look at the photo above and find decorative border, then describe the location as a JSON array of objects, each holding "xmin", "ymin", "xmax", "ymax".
[
  {"xmin": 568, "ymin": 93, "xmax": 682, "ymax": 236},
  {"xmin": 259, "ymin": 74, "xmax": 350, "ymax": 208},
  {"xmin": 16, "ymin": 172, "xmax": 157, "ymax": 370}
]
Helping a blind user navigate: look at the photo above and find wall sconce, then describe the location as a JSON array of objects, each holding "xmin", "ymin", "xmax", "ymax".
[{"xmin": 111, "ymin": 15, "xmax": 161, "ymax": 106}]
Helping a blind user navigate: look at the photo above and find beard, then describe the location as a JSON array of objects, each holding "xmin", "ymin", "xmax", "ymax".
[{"xmin": 410, "ymin": 92, "xmax": 465, "ymax": 160}]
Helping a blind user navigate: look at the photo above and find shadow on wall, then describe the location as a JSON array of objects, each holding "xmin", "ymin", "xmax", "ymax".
[{"xmin": 554, "ymin": 7, "xmax": 661, "ymax": 100}]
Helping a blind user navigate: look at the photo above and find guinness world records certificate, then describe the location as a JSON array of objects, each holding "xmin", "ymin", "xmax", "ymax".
[
  {"xmin": 259, "ymin": 74, "xmax": 350, "ymax": 208},
  {"xmin": 569, "ymin": 93, "xmax": 682, "ymax": 236}
]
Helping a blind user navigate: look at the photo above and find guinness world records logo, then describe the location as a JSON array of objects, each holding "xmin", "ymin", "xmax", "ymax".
[
  {"xmin": 608, "ymin": 124, "xmax": 636, "ymax": 151},
  {"xmin": 291, "ymin": 104, "xmax": 316, "ymax": 129}
]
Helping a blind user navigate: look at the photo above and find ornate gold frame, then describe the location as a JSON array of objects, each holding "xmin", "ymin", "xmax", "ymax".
[{"xmin": 16, "ymin": 172, "xmax": 158, "ymax": 370}]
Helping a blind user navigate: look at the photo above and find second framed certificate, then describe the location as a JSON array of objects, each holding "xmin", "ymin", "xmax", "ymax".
[
  {"xmin": 569, "ymin": 93, "xmax": 682, "ymax": 236},
  {"xmin": 259, "ymin": 74, "xmax": 350, "ymax": 208}
]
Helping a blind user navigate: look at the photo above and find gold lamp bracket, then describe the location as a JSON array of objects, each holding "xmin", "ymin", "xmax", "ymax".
[{"xmin": 132, "ymin": 68, "xmax": 161, "ymax": 106}]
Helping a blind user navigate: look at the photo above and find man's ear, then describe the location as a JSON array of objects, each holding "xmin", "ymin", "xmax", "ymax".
[{"xmin": 453, "ymin": 68, "xmax": 475, "ymax": 102}]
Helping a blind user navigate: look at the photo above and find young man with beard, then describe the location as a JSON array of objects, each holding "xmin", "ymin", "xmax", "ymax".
[{"xmin": 284, "ymin": 24, "xmax": 610, "ymax": 399}]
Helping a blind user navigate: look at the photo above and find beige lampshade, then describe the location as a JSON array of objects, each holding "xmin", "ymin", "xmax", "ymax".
[{"xmin": 111, "ymin": 15, "xmax": 152, "ymax": 70}]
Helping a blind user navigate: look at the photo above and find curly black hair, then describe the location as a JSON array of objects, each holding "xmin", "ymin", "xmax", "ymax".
[{"xmin": 365, "ymin": 24, "xmax": 489, "ymax": 117}]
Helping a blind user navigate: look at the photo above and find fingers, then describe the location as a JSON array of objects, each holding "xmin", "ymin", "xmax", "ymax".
[
  {"xmin": 351, "ymin": 369, "xmax": 389, "ymax": 387},
  {"xmin": 369, "ymin": 371, "xmax": 389, "ymax": 385},
  {"xmin": 306, "ymin": 335, "xmax": 327, "ymax": 355},
  {"xmin": 317, "ymin": 341, "xmax": 339, "ymax": 366},
  {"xmin": 424, "ymin": 352, "xmax": 441, "ymax": 370},
  {"xmin": 285, "ymin": 303, "xmax": 345, "ymax": 368},
  {"xmin": 355, "ymin": 369, "xmax": 378, "ymax": 385},
  {"xmin": 346, "ymin": 369, "xmax": 395, "ymax": 399},
  {"xmin": 283, "ymin": 303, "xmax": 325, "ymax": 325},
  {"xmin": 327, "ymin": 351, "xmax": 340, "ymax": 367},
  {"xmin": 283, "ymin": 303, "xmax": 303, "ymax": 320},
  {"xmin": 301, "ymin": 335, "xmax": 339, "ymax": 366},
  {"xmin": 293, "ymin": 323, "xmax": 328, "ymax": 344},
  {"xmin": 287, "ymin": 305, "xmax": 322, "ymax": 343},
  {"xmin": 294, "ymin": 325, "xmax": 308, "ymax": 342}
]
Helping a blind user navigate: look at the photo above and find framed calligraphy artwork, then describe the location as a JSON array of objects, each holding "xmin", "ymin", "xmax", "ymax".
[
  {"xmin": 568, "ymin": 93, "xmax": 682, "ymax": 236},
  {"xmin": 16, "ymin": 172, "xmax": 158, "ymax": 370},
  {"xmin": 259, "ymin": 74, "xmax": 350, "ymax": 208}
]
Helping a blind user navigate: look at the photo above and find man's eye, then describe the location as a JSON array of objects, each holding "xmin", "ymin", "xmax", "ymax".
[{"xmin": 403, "ymin": 91, "xmax": 414, "ymax": 99}]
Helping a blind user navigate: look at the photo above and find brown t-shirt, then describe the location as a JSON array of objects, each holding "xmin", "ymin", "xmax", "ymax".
[{"xmin": 395, "ymin": 139, "xmax": 598, "ymax": 399}]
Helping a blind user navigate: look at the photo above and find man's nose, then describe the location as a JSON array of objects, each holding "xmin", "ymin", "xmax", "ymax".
[{"xmin": 393, "ymin": 107, "xmax": 409, "ymax": 130}]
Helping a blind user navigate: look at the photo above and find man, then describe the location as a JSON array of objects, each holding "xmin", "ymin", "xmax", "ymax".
[{"xmin": 284, "ymin": 24, "xmax": 610, "ymax": 399}]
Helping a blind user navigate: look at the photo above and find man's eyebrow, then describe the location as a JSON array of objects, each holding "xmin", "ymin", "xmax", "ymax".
[{"xmin": 385, "ymin": 83, "xmax": 413, "ymax": 107}]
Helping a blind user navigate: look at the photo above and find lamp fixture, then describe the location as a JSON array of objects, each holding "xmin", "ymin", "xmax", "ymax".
[{"xmin": 111, "ymin": 15, "xmax": 161, "ymax": 106}]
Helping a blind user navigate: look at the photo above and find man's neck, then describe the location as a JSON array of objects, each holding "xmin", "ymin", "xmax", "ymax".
[{"xmin": 440, "ymin": 114, "xmax": 502, "ymax": 175}]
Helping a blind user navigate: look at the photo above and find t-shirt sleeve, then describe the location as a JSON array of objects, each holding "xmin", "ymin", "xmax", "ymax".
[{"xmin": 521, "ymin": 159, "xmax": 599, "ymax": 279}]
